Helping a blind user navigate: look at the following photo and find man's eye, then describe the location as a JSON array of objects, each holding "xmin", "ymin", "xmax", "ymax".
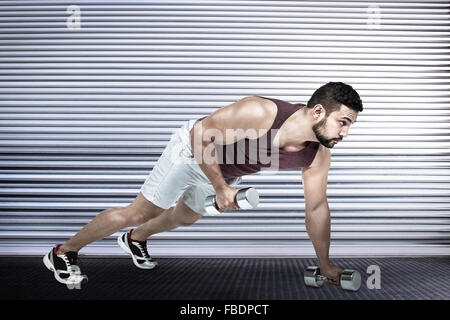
[{"xmin": 340, "ymin": 121, "xmax": 345, "ymax": 126}]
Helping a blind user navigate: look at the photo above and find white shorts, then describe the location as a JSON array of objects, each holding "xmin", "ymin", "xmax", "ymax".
[{"xmin": 139, "ymin": 119, "xmax": 242, "ymax": 215}]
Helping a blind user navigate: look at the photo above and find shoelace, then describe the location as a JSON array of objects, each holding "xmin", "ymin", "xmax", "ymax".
[
  {"xmin": 58, "ymin": 250, "xmax": 83, "ymax": 273},
  {"xmin": 59, "ymin": 253, "xmax": 76, "ymax": 272},
  {"xmin": 62, "ymin": 255, "xmax": 71, "ymax": 271},
  {"xmin": 132, "ymin": 241, "xmax": 151, "ymax": 260}
]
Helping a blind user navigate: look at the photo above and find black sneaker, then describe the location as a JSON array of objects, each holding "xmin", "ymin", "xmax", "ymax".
[
  {"xmin": 117, "ymin": 229, "xmax": 157, "ymax": 269},
  {"xmin": 43, "ymin": 244, "xmax": 88, "ymax": 286}
]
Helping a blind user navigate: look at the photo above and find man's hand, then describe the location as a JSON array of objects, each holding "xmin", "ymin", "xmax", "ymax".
[
  {"xmin": 214, "ymin": 185, "xmax": 239, "ymax": 212},
  {"xmin": 320, "ymin": 264, "xmax": 343, "ymax": 286}
]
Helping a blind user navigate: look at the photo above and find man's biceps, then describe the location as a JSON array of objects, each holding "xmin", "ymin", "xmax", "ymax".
[
  {"xmin": 303, "ymin": 180, "xmax": 327, "ymax": 199},
  {"xmin": 302, "ymin": 174, "xmax": 328, "ymax": 210},
  {"xmin": 304, "ymin": 192, "xmax": 328, "ymax": 212},
  {"xmin": 304, "ymin": 191, "xmax": 328, "ymax": 206},
  {"xmin": 302, "ymin": 165, "xmax": 328, "ymax": 183}
]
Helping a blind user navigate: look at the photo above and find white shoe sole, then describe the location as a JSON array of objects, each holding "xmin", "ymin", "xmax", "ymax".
[
  {"xmin": 117, "ymin": 234, "xmax": 157, "ymax": 269},
  {"xmin": 43, "ymin": 253, "xmax": 86, "ymax": 285}
]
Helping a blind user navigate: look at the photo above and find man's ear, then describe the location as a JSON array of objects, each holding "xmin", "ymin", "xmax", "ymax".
[{"xmin": 312, "ymin": 104, "xmax": 326, "ymax": 121}]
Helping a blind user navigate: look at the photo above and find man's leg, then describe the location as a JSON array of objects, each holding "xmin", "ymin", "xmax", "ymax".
[
  {"xmin": 128, "ymin": 197, "xmax": 203, "ymax": 242},
  {"xmin": 58, "ymin": 192, "xmax": 165, "ymax": 254}
]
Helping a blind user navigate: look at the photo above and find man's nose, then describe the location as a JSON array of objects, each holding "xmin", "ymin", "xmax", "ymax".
[{"xmin": 340, "ymin": 128, "xmax": 349, "ymax": 138}]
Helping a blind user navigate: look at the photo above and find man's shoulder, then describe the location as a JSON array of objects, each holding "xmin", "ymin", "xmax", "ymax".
[
  {"xmin": 198, "ymin": 96, "xmax": 278, "ymax": 140},
  {"xmin": 242, "ymin": 96, "xmax": 277, "ymax": 113},
  {"xmin": 232, "ymin": 96, "xmax": 278, "ymax": 131}
]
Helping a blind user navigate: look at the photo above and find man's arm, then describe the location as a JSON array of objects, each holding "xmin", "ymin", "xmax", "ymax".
[
  {"xmin": 189, "ymin": 96, "xmax": 274, "ymax": 211},
  {"xmin": 301, "ymin": 145, "xmax": 333, "ymax": 270}
]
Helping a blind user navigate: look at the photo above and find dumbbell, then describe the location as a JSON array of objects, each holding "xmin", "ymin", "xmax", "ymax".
[
  {"xmin": 304, "ymin": 266, "xmax": 361, "ymax": 292},
  {"xmin": 204, "ymin": 187, "xmax": 259, "ymax": 215}
]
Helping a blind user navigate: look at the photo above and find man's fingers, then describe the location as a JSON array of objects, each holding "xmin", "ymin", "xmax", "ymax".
[{"xmin": 326, "ymin": 278, "xmax": 339, "ymax": 286}]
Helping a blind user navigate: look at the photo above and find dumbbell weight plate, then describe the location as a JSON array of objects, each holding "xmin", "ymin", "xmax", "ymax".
[
  {"xmin": 236, "ymin": 187, "xmax": 259, "ymax": 209},
  {"xmin": 304, "ymin": 266, "xmax": 324, "ymax": 288},
  {"xmin": 204, "ymin": 195, "xmax": 221, "ymax": 215},
  {"xmin": 340, "ymin": 269, "xmax": 361, "ymax": 292}
]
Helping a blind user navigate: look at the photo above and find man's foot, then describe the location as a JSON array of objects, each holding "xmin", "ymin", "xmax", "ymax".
[
  {"xmin": 117, "ymin": 229, "xmax": 157, "ymax": 269},
  {"xmin": 43, "ymin": 244, "xmax": 88, "ymax": 286}
]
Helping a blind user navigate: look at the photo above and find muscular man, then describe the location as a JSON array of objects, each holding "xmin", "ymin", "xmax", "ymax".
[{"xmin": 43, "ymin": 82, "xmax": 362, "ymax": 287}]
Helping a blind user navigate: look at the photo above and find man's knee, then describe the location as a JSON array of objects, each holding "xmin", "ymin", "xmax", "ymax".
[
  {"xmin": 177, "ymin": 217, "xmax": 196, "ymax": 227},
  {"xmin": 125, "ymin": 193, "xmax": 165, "ymax": 225},
  {"xmin": 122, "ymin": 207, "xmax": 150, "ymax": 226},
  {"xmin": 172, "ymin": 199, "xmax": 203, "ymax": 227}
]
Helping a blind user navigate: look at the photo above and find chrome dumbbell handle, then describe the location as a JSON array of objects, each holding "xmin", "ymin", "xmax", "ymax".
[{"xmin": 315, "ymin": 274, "xmax": 327, "ymax": 281}]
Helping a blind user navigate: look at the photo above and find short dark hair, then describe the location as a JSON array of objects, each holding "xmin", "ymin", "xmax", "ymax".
[{"xmin": 307, "ymin": 82, "xmax": 363, "ymax": 115}]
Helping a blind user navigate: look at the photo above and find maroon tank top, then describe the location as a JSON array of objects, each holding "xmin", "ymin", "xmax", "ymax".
[{"xmin": 213, "ymin": 96, "xmax": 320, "ymax": 178}]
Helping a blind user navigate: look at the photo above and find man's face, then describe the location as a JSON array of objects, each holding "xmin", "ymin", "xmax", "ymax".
[{"xmin": 312, "ymin": 104, "xmax": 358, "ymax": 148}]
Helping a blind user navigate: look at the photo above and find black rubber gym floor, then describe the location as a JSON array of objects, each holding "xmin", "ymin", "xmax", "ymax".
[{"xmin": 0, "ymin": 256, "xmax": 448, "ymax": 300}]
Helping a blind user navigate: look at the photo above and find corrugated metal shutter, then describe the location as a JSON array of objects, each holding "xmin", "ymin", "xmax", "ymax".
[{"xmin": 0, "ymin": 0, "xmax": 449, "ymax": 257}]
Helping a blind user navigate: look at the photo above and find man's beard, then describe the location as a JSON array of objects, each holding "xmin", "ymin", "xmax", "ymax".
[{"xmin": 312, "ymin": 118, "xmax": 338, "ymax": 149}]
